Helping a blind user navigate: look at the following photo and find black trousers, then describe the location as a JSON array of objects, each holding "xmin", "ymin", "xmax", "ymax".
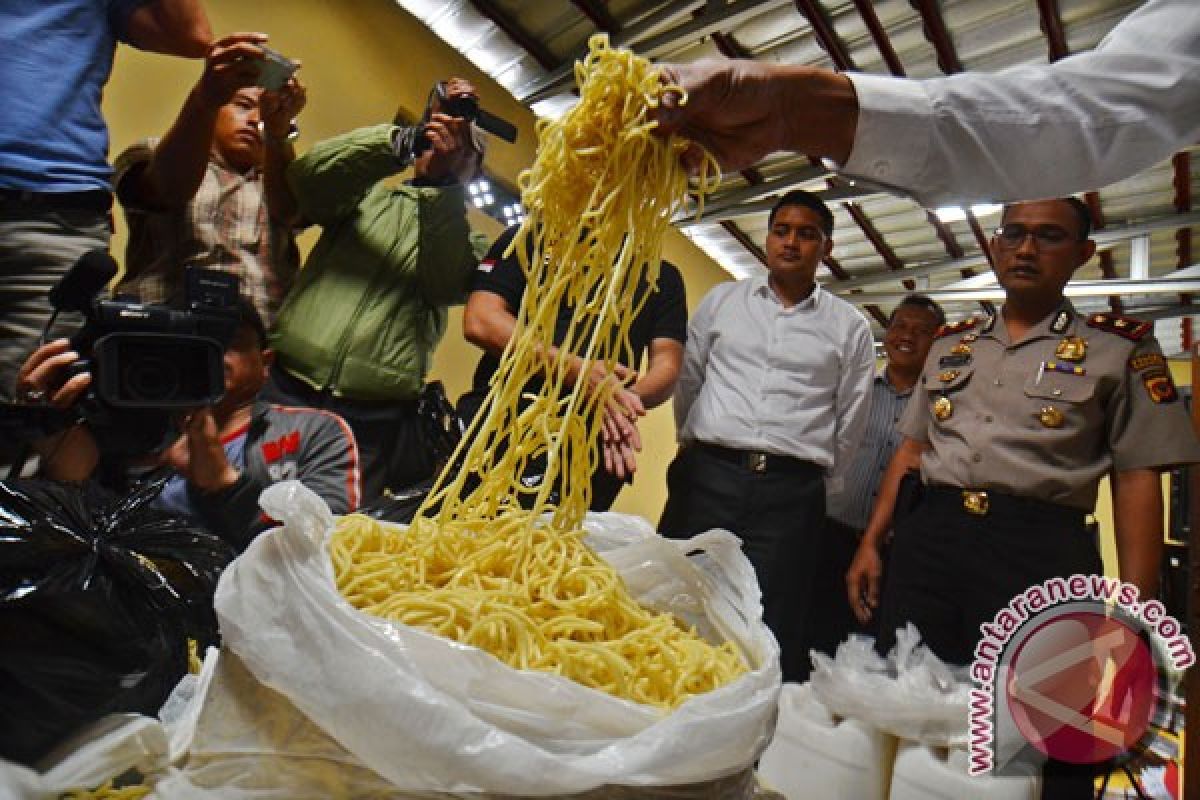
[
  {"xmin": 807, "ymin": 517, "xmax": 879, "ymax": 656},
  {"xmin": 877, "ymin": 488, "xmax": 1103, "ymax": 800},
  {"xmin": 456, "ymin": 387, "xmax": 628, "ymax": 512},
  {"xmin": 658, "ymin": 445, "xmax": 826, "ymax": 682},
  {"xmin": 262, "ymin": 366, "xmax": 435, "ymax": 500}
]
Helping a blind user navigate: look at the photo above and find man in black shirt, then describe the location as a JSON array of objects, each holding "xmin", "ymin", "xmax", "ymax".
[{"xmin": 461, "ymin": 224, "xmax": 687, "ymax": 511}]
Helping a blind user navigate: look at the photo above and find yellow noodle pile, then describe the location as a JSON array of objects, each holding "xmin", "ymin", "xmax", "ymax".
[
  {"xmin": 59, "ymin": 780, "xmax": 149, "ymax": 800},
  {"xmin": 331, "ymin": 35, "xmax": 738, "ymax": 710},
  {"xmin": 332, "ymin": 512, "xmax": 744, "ymax": 709}
]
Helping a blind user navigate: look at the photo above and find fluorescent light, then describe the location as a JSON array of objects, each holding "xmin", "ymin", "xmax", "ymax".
[
  {"xmin": 970, "ymin": 203, "xmax": 1003, "ymax": 217},
  {"xmin": 934, "ymin": 206, "xmax": 966, "ymax": 223}
]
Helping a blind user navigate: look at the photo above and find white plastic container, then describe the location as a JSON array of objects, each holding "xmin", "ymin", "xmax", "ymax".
[
  {"xmin": 758, "ymin": 682, "xmax": 897, "ymax": 800},
  {"xmin": 887, "ymin": 740, "xmax": 1040, "ymax": 800}
]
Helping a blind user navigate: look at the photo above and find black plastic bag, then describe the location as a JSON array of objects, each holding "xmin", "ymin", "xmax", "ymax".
[
  {"xmin": 417, "ymin": 380, "xmax": 464, "ymax": 472},
  {"xmin": 0, "ymin": 478, "xmax": 236, "ymax": 766},
  {"xmin": 360, "ymin": 479, "xmax": 432, "ymax": 525}
]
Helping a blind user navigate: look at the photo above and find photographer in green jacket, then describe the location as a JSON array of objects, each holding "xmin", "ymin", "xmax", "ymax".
[{"xmin": 263, "ymin": 77, "xmax": 489, "ymax": 499}]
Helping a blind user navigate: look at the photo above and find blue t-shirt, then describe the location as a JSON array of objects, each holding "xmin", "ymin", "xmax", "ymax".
[
  {"xmin": 154, "ymin": 430, "xmax": 249, "ymax": 519},
  {"xmin": 0, "ymin": 0, "xmax": 148, "ymax": 192}
]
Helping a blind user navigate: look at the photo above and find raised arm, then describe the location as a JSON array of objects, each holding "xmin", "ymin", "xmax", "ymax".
[
  {"xmin": 123, "ymin": 0, "xmax": 213, "ymax": 58},
  {"xmin": 119, "ymin": 33, "xmax": 267, "ymax": 210}
]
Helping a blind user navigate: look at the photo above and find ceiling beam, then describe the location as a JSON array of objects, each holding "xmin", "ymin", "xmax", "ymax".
[
  {"xmin": 849, "ymin": 0, "xmax": 906, "ymax": 76},
  {"xmin": 1084, "ymin": 191, "xmax": 1107, "ymax": 230},
  {"xmin": 925, "ymin": 210, "xmax": 994, "ymax": 314},
  {"xmin": 520, "ymin": 0, "xmax": 791, "ymax": 103},
  {"xmin": 926, "ymin": 211, "xmax": 963, "ymax": 259},
  {"xmin": 793, "ymin": 0, "xmax": 858, "ymax": 71},
  {"xmin": 845, "ymin": 202, "xmax": 913, "ymax": 289},
  {"xmin": 909, "ymin": 0, "xmax": 962, "ymax": 73},
  {"xmin": 964, "ymin": 210, "xmax": 996, "ymax": 270},
  {"xmin": 711, "ymin": 29, "xmax": 754, "ymax": 60},
  {"xmin": 1174, "ymin": 151, "xmax": 1193, "ymax": 305},
  {"xmin": 827, "ymin": 209, "xmax": 1200, "ymax": 291},
  {"xmin": 679, "ymin": 181, "xmax": 879, "ymax": 225},
  {"xmin": 1035, "ymin": 0, "xmax": 1069, "ymax": 61},
  {"xmin": 466, "ymin": 0, "xmax": 559, "ymax": 71},
  {"xmin": 720, "ymin": 220, "xmax": 768, "ymax": 267},
  {"xmin": 570, "ymin": 0, "xmax": 621, "ymax": 33},
  {"xmin": 1084, "ymin": 191, "xmax": 1123, "ymax": 313},
  {"xmin": 675, "ymin": 163, "xmax": 829, "ymax": 223}
]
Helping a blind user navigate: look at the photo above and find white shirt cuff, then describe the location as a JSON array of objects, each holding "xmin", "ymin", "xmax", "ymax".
[{"xmin": 834, "ymin": 73, "xmax": 935, "ymax": 203}]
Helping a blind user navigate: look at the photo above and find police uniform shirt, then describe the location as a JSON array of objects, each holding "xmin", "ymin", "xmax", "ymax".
[{"xmin": 897, "ymin": 302, "xmax": 1200, "ymax": 510}]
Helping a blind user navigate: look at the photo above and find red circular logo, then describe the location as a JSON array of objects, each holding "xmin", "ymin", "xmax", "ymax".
[{"xmin": 1004, "ymin": 609, "xmax": 1158, "ymax": 764}]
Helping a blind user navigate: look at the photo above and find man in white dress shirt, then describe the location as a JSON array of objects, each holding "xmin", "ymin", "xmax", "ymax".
[
  {"xmin": 659, "ymin": 189, "xmax": 875, "ymax": 681},
  {"xmin": 650, "ymin": 0, "xmax": 1198, "ymax": 208}
]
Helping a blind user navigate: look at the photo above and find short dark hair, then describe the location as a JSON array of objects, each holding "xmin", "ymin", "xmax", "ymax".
[
  {"xmin": 235, "ymin": 298, "xmax": 268, "ymax": 349},
  {"xmin": 889, "ymin": 293, "xmax": 946, "ymax": 329},
  {"xmin": 768, "ymin": 189, "xmax": 834, "ymax": 236},
  {"xmin": 1001, "ymin": 196, "xmax": 1092, "ymax": 240}
]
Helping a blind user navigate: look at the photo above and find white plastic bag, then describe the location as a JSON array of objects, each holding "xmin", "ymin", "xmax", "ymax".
[
  {"xmin": 0, "ymin": 714, "xmax": 167, "ymax": 800},
  {"xmin": 809, "ymin": 626, "xmax": 970, "ymax": 747},
  {"xmin": 213, "ymin": 482, "xmax": 781, "ymax": 796}
]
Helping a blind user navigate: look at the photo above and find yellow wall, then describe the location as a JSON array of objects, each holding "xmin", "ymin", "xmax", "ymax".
[{"xmin": 101, "ymin": 0, "xmax": 731, "ymax": 522}]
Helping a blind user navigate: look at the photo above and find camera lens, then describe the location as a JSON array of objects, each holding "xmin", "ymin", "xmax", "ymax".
[{"xmin": 123, "ymin": 354, "xmax": 181, "ymax": 404}]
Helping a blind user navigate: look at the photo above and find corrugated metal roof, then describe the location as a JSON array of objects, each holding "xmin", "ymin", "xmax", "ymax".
[{"xmin": 395, "ymin": 0, "xmax": 1200, "ymax": 353}]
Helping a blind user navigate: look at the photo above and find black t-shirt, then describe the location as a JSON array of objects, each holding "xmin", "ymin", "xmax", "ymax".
[{"xmin": 468, "ymin": 225, "xmax": 687, "ymax": 394}]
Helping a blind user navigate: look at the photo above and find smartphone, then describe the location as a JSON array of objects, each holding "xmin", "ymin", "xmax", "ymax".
[{"xmin": 255, "ymin": 46, "xmax": 297, "ymax": 91}]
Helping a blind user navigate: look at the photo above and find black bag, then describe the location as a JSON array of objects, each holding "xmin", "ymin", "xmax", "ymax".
[
  {"xmin": 0, "ymin": 478, "xmax": 236, "ymax": 766},
  {"xmin": 416, "ymin": 380, "xmax": 464, "ymax": 472}
]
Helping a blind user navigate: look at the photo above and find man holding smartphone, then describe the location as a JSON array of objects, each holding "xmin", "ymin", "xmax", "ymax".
[{"xmin": 114, "ymin": 33, "xmax": 306, "ymax": 326}]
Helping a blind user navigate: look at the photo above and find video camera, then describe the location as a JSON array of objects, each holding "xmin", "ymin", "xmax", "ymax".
[
  {"xmin": 0, "ymin": 251, "xmax": 241, "ymax": 457},
  {"xmin": 394, "ymin": 81, "xmax": 518, "ymax": 165}
]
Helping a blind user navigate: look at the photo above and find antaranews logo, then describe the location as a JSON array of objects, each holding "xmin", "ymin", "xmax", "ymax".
[{"xmin": 968, "ymin": 574, "xmax": 1193, "ymax": 777}]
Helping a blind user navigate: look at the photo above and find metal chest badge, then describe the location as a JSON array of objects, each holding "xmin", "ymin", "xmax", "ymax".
[
  {"xmin": 1055, "ymin": 336, "xmax": 1087, "ymax": 362},
  {"xmin": 934, "ymin": 395, "xmax": 954, "ymax": 421},
  {"xmin": 1036, "ymin": 406, "xmax": 1065, "ymax": 428}
]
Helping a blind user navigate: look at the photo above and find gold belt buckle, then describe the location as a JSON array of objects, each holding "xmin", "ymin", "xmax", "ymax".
[
  {"xmin": 962, "ymin": 490, "xmax": 989, "ymax": 516},
  {"xmin": 749, "ymin": 452, "xmax": 768, "ymax": 473}
]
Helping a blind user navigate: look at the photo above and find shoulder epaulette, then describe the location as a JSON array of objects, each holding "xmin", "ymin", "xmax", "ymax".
[
  {"xmin": 1086, "ymin": 313, "xmax": 1152, "ymax": 342},
  {"xmin": 935, "ymin": 317, "xmax": 981, "ymax": 339}
]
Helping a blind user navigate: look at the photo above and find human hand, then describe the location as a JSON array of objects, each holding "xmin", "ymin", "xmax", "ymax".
[
  {"xmin": 415, "ymin": 78, "xmax": 481, "ymax": 183},
  {"xmin": 15, "ymin": 338, "xmax": 91, "ymax": 408},
  {"xmin": 16, "ymin": 338, "xmax": 99, "ymax": 479},
  {"xmin": 845, "ymin": 540, "xmax": 885, "ymax": 624},
  {"xmin": 261, "ymin": 74, "xmax": 307, "ymax": 140},
  {"xmin": 651, "ymin": 59, "xmax": 847, "ymax": 175},
  {"xmin": 162, "ymin": 408, "xmax": 240, "ymax": 493},
  {"xmin": 197, "ymin": 32, "xmax": 270, "ymax": 108},
  {"xmin": 600, "ymin": 387, "xmax": 645, "ymax": 479}
]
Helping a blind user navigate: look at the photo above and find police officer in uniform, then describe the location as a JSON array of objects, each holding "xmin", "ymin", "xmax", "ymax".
[{"xmin": 845, "ymin": 197, "xmax": 1200, "ymax": 799}]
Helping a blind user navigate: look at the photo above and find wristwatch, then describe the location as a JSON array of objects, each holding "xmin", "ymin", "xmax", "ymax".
[{"xmin": 263, "ymin": 120, "xmax": 300, "ymax": 143}]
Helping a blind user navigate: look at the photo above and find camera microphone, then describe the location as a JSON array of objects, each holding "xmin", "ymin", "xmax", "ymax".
[{"xmin": 49, "ymin": 250, "xmax": 118, "ymax": 314}]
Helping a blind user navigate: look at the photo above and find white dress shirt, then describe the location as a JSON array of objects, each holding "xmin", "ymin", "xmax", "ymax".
[
  {"xmin": 838, "ymin": 0, "xmax": 1200, "ymax": 207},
  {"xmin": 675, "ymin": 277, "xmax": 875, "ymax": 482}
]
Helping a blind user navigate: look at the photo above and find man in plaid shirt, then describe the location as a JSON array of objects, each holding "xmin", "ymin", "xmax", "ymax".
[{"xmin": 113, "ymin": 32, "xmax": 305, "ymax": 326}]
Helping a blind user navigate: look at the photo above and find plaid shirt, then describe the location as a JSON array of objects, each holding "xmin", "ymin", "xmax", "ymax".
[{"xmin": 113, "ymin": 139, "xmax": 300, "ymax": 325}]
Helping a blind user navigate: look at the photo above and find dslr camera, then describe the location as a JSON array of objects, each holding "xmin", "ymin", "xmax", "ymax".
[
  {"xmin": 394, "ymin": 81, "xmax": 518, "ymax": 165},
  {"xmin": 53, "ymin": 252, "xmax": 240, "ymax": 456}
]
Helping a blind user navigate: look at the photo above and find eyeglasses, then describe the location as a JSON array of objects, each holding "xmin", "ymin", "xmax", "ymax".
[{"xmin": 993, "ymin": 223, "xmax": 1078, "ymax": 249}]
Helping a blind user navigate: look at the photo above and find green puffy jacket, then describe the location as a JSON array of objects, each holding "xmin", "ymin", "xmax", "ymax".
[{"xmin": 270, "ymin": 124, "xmax": 489, "ymax": 403}]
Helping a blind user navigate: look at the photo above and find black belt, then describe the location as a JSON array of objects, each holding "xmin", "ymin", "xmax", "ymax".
[
  {"xmin": 0, "ymin": 188, "xmax": 112, "ymax": 214},
  {"xmin": 923, "ymin": 484, "xmax": 1088, "ymax": 526},
  {"xmin": 692, "ymin": 442, "xmax": 821, "ymax": 476}
]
